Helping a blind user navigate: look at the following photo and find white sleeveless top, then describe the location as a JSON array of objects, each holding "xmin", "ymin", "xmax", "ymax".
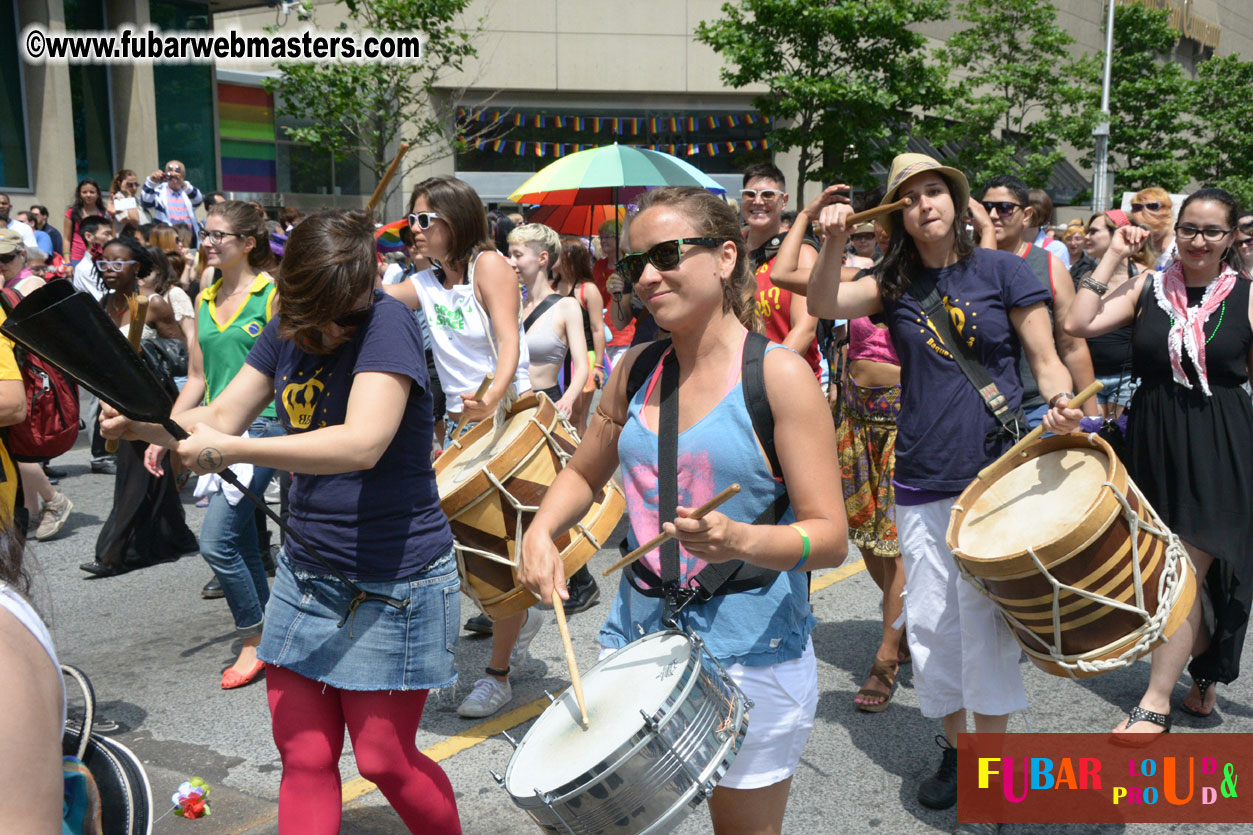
[
  {"xmin": 0, "ymin": 582, "xmax": 65, "ymax": 726},
  {"xmin": 408, "ymin": 253, "xmax": 531, "ymax": 412}
]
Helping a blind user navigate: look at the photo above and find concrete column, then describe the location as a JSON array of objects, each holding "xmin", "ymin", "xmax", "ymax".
[
  {"xmin": 106, "ymin": 0, "xmax": 159, "ymax": 173},
  {"xmin": 19, "ymin": 0, "xmax": 76, "ymax": 244}
]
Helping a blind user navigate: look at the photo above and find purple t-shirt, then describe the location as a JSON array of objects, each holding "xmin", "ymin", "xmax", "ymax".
[
  {"xmin": 246, "ymin": 292, "xmax": 452, "ymax": 581},
  {"xmin": 882, "ymin": 247, "xmax": 1050, "ymax": 492}
]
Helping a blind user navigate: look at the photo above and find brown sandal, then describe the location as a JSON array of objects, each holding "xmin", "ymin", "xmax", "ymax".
[{"xmin": 854, "ymin": 658, "xmax": 898, "ymax": 713}]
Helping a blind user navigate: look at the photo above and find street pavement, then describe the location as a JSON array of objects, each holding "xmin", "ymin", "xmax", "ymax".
[{"xmin": 30, "ymin": 436, "xmax": 1253, "ymax": 834}]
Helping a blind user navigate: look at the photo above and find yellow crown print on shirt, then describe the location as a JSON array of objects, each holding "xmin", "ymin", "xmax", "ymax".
[{"xmin": 282, "ymin": 375, "xmax": 325, "ymax": 429}]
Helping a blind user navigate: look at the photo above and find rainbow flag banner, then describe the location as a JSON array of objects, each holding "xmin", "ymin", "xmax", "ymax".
[
  {"xmin": 218, "ymin": 83, "xmax": 277, "ymax": 193},
  {"xmin": 375, "ymin": 218, "xmax": 408, "ymax": 254}
]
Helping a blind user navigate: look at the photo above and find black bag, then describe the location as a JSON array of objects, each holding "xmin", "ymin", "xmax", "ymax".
[
  {"xmin": 138, "ymin": 337, "xmax": 187, "ymax": 397},
  {"xmin": 61, "ymin": 665, "xmax": 154, "ymax": 835}
]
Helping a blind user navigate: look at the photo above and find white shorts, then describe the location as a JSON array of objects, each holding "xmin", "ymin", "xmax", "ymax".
[
  {"xmin": 898, "ymin": 497, "xmax": 1027, "ymax": 719},
  {"xmin": 597, "ymin": 638, "xmax": 817, "ymax": 791}
]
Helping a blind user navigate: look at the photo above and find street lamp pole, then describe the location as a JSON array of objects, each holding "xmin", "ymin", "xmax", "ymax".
[{"xmin": 1092, "ymin": 0, "xmax": 1116, "ymax": 212}]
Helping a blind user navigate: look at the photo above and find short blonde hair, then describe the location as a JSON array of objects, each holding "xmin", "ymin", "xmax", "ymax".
[{"xmin": 507, "ymin": 222, "xmax": 561, "ymax": 267}]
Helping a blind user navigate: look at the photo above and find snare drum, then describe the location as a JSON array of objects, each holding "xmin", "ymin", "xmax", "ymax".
[
  {"xmin": 500, "ymin": 630, "xmax": 749, "ymax": 834},
  {"xmin": 435, "ymin": 392, "xmax": 625, "ymax": 621},
  {"xmin": 946, "ymin": 433, "xmax": 1196, "ymax": 678}
]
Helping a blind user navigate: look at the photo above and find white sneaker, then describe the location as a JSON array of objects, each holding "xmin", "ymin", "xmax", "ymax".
[
  {"xmin": 457, "ymin": 676, "xmax": 511, "ymax": 718},
  {"xmin": 509, "ymin": 609, "xmax": 544, "ymax": 668},
  {"xmin": 34, "ymin": 491, "xmax": 73, "ymax": 541}
]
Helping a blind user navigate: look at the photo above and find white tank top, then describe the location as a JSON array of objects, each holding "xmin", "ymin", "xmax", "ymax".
[
  {"xmin": 408, "ymin": 252, "xmax": 531, "ymax": 412},
  {"xmin": 0, "ymin": 582, "xmax": 65, "ymax": 727}
]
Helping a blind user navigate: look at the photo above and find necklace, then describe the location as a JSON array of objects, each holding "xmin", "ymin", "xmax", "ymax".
[{"xmin": 1169, "ymin": 300, "xmax": 1226, "ymax": 346}]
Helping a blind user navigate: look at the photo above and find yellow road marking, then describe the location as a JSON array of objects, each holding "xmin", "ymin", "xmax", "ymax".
[{"xmin": 811, "ymin": 557, "xmax": 866, "ymax": 592}]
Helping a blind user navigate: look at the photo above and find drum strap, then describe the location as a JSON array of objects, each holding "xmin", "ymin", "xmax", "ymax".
[
  {"xmin": 522, "ymin": 293, "xmax": 562, "ymax": 333},
  {"xmin": 909, "ymin": 272, "xmax": 1028, "ymax": 443}
]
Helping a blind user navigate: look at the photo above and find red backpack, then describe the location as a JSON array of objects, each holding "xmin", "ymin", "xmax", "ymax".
[{"xmin": 1, "ymin": 287, "xmax": 80, "ymax": 461}]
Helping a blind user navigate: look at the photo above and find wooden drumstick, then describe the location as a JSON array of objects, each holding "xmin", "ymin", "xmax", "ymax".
[
  {"xmin": 106, "ymin": 294, "xmax": 149, "ymax": 453},
  {"xmin": 844, "ymin": 197, "xmax": 912, "ymax": 227},
  {"xmin": 976, "ymin": 380, "xmax": 1104, "ymax": 481},
  {"xmin": 366, "ymin": 141, "xmax": 410, "ymax": 214},
  {"xmin": 451, "ymin": 373, "xmax": 494, "ymax": 443},
  {"xmin": 602, "ymin": 484, "xmax": 741, "ymax": 576},
  {"xmin": 552, "ymin": 590, "xmax": 589, "ymax": 729}
]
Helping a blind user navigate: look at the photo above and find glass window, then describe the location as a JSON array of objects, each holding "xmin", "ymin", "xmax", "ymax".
[
  {"xmin": 150, "ymin": 0, "xmax": 216, "ymax": 192},
  {"xmin": 64, "ymin": 0, "xmax": 113, "ymax": 185},
  {"xmin": 277, "ymin": 143, "xmax": 333, "ymax": 195},
  {"xmin": 0, "ymin": 1, "xmax": 30, "ymax": 189}
]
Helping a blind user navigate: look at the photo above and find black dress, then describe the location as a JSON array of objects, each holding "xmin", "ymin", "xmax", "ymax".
[{"xmin": 1127, "ymin": 276, "xmax": 1253, "ymax": 683}]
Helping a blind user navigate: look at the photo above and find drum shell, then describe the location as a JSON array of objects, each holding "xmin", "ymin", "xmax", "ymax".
[
  {"xmin": 947, "ymin": 434, "xmax": 1195, "ymax": 678},
  {"xmin": 436, "ymin": 392, "xmax": 624, "ymax": 621}
]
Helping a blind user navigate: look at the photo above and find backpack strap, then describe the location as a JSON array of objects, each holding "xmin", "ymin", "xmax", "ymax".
[
  {"xmin": 624, "ymin": 339, "xmax": 672, "ymax": 403},
  {"xmin": 522, "ymin": 293, "xmax": 562, "ymax": 333},
  {"xmin": 741, "ymin": 331, "xmax": 782, "ymax": 478}
]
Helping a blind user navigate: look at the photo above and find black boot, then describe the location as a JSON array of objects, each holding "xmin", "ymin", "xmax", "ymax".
[
  {"xmin": 201, "ymin": 576, "xmax": 225, "ymax": 599},
  {"xmin": 564, "ymin": 565, "xmax": 600, "ymax": 614},
  {"xmin": 918, "ymin": 734, "xmax": 958, "ymax": 809}
]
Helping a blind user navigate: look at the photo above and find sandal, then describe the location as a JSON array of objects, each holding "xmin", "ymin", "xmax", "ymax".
[
  {"xmin": 1180, "ymin": 678, "xmax": 1217, "ymax": 718},
  {"xmin": 854, "ymin": 658, "xmax": 898, "ymax": 713},
  {"xmin": 1111, "ymin": 706, "xmax": 1171, "ymax": 747}
]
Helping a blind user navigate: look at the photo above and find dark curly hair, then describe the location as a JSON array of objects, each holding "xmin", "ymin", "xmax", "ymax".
[
  {"xmin": 96, "ymin": 236, "xmax": 153, "ymax": 293},
  {"xmin": 875, "ymin": 172, "xmax": 975, "ymax": 302}
]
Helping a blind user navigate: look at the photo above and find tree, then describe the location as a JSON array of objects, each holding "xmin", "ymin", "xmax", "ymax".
[
  {"xmin": 1065, "ymin": 2, "xmax": 1190, "ymax": 193},
  {"xmin": 930, "ymin": 0, "xmax": 1089, "ymax": 190},
  {"xmin": 1188, "ymin": 55, "xmax": 1253, "ymax": 207},
  {"xmin": 264, "ymin": 0, "xmax": 495, "ymax": 217},
  {"xmin": 695, "ymin": 0, "xmax": 950, "ymax": 204}
]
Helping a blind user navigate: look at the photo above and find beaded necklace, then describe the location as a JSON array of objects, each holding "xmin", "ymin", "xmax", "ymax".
[{"xmin": 1169, "ymin": 300, "xmax": 1226, "ymax": 346}]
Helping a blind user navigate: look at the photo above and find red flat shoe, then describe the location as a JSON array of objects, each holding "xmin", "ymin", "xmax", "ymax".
[{"xmin": 221, "ymin": 660, "xmax": 266, "ymax": 690}]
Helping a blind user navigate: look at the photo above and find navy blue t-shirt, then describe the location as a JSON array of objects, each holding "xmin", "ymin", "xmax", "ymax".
[
  {"xmin": 246, "ymin": 292, "xmax": 453, "ymax": 581},
  {"xmin": 882, "ymin": 247, "xmax": 1051, "ymax": 492}
]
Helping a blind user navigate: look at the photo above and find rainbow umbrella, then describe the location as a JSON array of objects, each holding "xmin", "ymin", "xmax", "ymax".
[
  {"xmin": 375, "ymin": 218, "xmax": 407, "ymax": 253},
  {"xmin": 526, "ymin": 204, "xmax": 625, "ymax": 236}
]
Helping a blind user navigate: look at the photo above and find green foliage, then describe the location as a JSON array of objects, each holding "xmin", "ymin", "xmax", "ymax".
[
  {"xmin": 930, "ymin": 0, "xmax": 1088, "ymax": 190},
  {"xmin": 264, "ymin": 0, "xmax": 482, "ymax": 213},
  {"xmin": 695, "ymin": 0, "xmax": 950, "ymax": 204},
  {"xmin": 1188, "ymin": 55, "xmax": 1253, "ymax": 207},
  {"xmin": 1065, "ymin": 3, "xmax": 1190, "ymax": 193}
]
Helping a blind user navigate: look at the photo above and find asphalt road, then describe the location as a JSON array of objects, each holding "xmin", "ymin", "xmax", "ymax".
[{"xmin": 28, "ymin": 437, "xmax": 1253, "ymax": 835}]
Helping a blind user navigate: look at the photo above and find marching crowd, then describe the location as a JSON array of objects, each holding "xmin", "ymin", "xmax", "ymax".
[{"xmin": 0, "ymin": 148, "xmax": 1251, "ymax": 835}]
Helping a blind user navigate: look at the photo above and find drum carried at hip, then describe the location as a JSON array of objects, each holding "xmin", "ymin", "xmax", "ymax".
[
  {"xmin": 946, "ymin": 433, "xmax": 1196, "ymax": 678},
  {"xmin": 435, "ymin": 391, "xmax": 625, "ymax": 621}
]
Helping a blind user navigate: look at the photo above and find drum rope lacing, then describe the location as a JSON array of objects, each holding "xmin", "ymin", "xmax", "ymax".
[{"xmin": 956, "ymin": 477, "xmax": 1190, "ymax": 679}]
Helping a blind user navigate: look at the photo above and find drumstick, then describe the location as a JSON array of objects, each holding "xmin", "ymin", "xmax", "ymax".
[
  {"xmin": 845, "ymin": 197, "xmax": 912, "ymax": 227},
  {"xmin": 602, "ymin": 484, "xmax": 742, "ymax": 576},
  {"xmin": 106, "ymin": 294, "xmax": 149, "ymax": 454},
  {"xmin": 451, "ymin": 374, "xmax": 494, "ymax": 443},
  {"xmin": 552, "ymin": 591, "xmax": 589, "ymax": 729},
  {"xmin": 976, "ymin": 380, "xmax": 1104, "ymax": 480},
  {"xmin": 365, "ymin": 141, "xmax": 410, "ymax": 214}
]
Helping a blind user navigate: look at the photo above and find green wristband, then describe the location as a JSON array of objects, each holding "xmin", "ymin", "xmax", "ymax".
[{"xmin": 790, "ymin": 523, "xmax": 811, "ymax": 571}]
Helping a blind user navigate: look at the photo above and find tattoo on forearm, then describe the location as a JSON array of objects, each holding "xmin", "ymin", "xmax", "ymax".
[{"xmin": 198, "ymin": 448, "xmax": 222, "ymax": 470}]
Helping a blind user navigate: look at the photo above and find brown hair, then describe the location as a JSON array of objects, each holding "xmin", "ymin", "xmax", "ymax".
[
  {"xmin": 632, "ymin": 187, "xmax": 759, "ymax": 332},
  {"xmin": 207, "ymin": 200, "xmax": 277, "ymax": 272},
  {"xmin": 276, "ymin": 209, "xmax": 376, "ymax": 354},
  {"xmin": 110, "ymin": 168, "xmax": 137, "ymax": 196},
  {"xmin": 407, "ymin": 176, "xmax": 492, "ymax": 276},
  {"xmin": 149, "ymin": 223, "xmax": 179, "ymax": 253},
  {"xmin": 558, "ymin": 236, "xmax": 594, "ymax": 285}
]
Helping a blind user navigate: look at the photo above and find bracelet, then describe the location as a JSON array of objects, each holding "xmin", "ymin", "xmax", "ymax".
[
  {"xmin": 789, "ymin": 523, "xmax": 811, "ymax": 571},
  {"xmin": 1078, "ymin": 276, "xmax": 1109, "ymax": 296},
  {"xmin": 1048, "ymin": 391, "xmax": 1075, "ymax": 408}
]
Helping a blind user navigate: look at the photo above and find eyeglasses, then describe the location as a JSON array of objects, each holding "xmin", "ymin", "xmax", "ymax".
[
  {"xmin": 0, "ymin": 251, "xmax": 21, "ymax": 264},
  {"xmin": 981, "ymin": 201, "xmax": 1023, "ymax": 217},
  {"xmin": 408, "ymin": 212, "xmax": 442, "ymax": 230},
  {"xmin": 96, "ymin": 260, "xmax": 137, "ymax": 272},
  {"xmin": 741, "ymin": 189, "xmax": 784, "ymax": 202},
  {"xmin": 1131, "ymin": 201, "xmax": 1163, "ymax": 213},
  {"xmin": 850, "ymin": 233, "xmax": 876, "ymax": 243},
  {"xmin": 616, "ymin": 237, "xmax": 730, "ymax": 283},
  {"xmin": 1175, "ymin": 225, "xmax": 1233, "ymax": 243},
  {"xmin": 332, "ymin": 299, "xmax": 375, "ymax": 328},
  {"xmin": 28, "ymin": 265, "xmax": 47, "ymax": 274},
  {"xmin": 205, "ymin": 230, "xmax": 244, "ymax": 244}
]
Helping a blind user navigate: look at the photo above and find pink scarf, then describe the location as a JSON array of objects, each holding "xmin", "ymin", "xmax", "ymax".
[{"xmin": 1152, "ymin": 261, "xmax": 1239, "ymax": 395}]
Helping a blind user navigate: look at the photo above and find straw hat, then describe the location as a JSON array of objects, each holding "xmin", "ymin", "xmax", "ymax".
[{"xmin": 878, "ymin": 153, "xmax": 970, "ymax": 236}]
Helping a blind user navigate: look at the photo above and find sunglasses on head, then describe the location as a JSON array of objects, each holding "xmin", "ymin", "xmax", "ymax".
[
  {"xmin": 1131, "ymin": 201, "xmax": 1163, "ymax": 213},
  {"xmin": 408, "ymin": 211, "xmax": 442, "ymax": 230},
  {"xmin": 981, "ymin": 201, "xmax": 1022, "ymax": 216},
  {"xmin": 741, "ymin": 188, "xmax": 784, "ymax": 202},
  {"xmin": 616, "ymin": 237, "xmax": 730, "ymax": 283}
]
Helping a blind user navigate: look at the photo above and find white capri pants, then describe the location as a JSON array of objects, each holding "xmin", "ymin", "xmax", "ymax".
[{"xmin": 899, "ymin": 496, "xmax": 1027, "ymax": 719}]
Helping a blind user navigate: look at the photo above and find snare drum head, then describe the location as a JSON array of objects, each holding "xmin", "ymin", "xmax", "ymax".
[
  {"xmin": 957, "ymin": 446, "xmax": 1110, "ymax": 561},
  {"xmin": 505, "ymin": 632, "xmax": 692, "ymax": 797},
  {"xmin": 436, "ymin": 407, "xmax": 538, "ymax": 494}
]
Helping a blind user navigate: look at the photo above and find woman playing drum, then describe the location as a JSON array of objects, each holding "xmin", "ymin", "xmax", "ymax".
[
  {"xmin": 519, "ymin": 186, "xmax": 847, "ymax": 835},
  {"xmin": 804, "ymin": 154, "xmax": 1083, "ymax": 810},
  {"xmin": 1066, "ymin": 187, "xmax": 1253, "ymax": 737},
  {"xmin": 102, "ymin": 210, "xmax": 461, "ymax": 833}
]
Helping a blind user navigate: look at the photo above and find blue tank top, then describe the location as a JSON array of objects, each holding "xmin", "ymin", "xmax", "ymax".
[{"xmin": 597, "ymin": 336, "xmax": 815, "ymax": 667}]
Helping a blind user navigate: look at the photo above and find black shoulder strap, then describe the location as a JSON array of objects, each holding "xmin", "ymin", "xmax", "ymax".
[
  {"xmin": 741, "ymin": 331, "xmax": 782, "ymax": 478},
  {"xmin": 657, "ymin": 351, "xmax": 681, "ymax": 588},
  {"xmin": 625, "ymin": 339, "xmax": 672, "ymax": 403},
  {"xmin": 522, "ymin": 293, "xmax": 562, "ymax": 333},
  {"xmin": 909, "ymin": 272, "xmax": 1026, "ymax": 440}
]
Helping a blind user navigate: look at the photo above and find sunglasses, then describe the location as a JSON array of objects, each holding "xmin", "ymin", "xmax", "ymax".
[
  {"xmin": 1175, "ymin": 225, "xmax": 1233, "ymax": 243},
  {"xmin": 0, "ymin": 251, "xmax": 22, "ymax": 264},
  {"xmin": 981, "ymin": 201, "xmax": 1023, "ymax": 217},
  {"xmin": 1131, "ymin": 201, "xmax": 1163, "ymax": 213},
  {"xmin": 850, "ymin": 233, "xmax": 876, "ymax": 242},
  {"xmin": 616, "ymin": 237, "xmax": 730, "ymax": 283},
  {"xmin": 332, "ymin": 298, "xmax": 375, "ymax": 328},
  {"xmin": 741, "ymin": 189, "xmax": 784, "ymax": 202},
  {"xmin": 96, "ymin": 260, "xmax": 137, "ymax": 271},
  {"xmin": 408, "ymin": 211, "xmax": 442, "ymax": 230}
]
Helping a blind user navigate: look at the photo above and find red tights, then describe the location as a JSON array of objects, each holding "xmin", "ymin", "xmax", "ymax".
[{"xmin": 266, "ymin": 664, "xmax": 461, "ymax": 834}]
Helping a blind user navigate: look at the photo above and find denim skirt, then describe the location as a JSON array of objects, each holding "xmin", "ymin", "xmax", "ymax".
[{"xmin": 258, "ymin": 547, "xmax": 459, "ymax": 691}]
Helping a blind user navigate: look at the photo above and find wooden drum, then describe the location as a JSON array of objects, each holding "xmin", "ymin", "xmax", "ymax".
[
  {"xmin": 435, "ymin": 392, "xmax": 625, "ymax": 622},
  {"xmin": 946, "ymin": 433, "xmax": 1196, "ymax": 678}
]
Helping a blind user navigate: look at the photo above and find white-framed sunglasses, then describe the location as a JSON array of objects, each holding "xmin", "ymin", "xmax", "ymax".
[
  {"xmin": 741, "ymin": 188, "xmax": 784, "ymax": 202},
  {"xmin": 408, "ymin": 211, "xmax": 442, "ymax": 230}
]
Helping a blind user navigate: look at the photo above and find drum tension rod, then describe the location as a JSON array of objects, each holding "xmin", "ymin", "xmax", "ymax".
[
  {"xmin": 488, "ymin": 769, "xmax": 504, "ymax": 786},
  {"xmin": 543, "ymin": 690, "xmax": 557, "ymax": 704},
  {"xmin": 500, "ymin": 729, "xmax": 518, "ymax": 749}
]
